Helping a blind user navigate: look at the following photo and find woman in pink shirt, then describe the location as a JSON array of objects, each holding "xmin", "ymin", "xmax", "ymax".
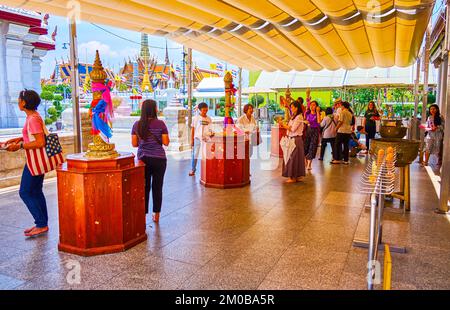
[
  {"xmin": 278, "ymin": 100, "xmax": 306, "ymax": 183},
  {"xmin": 2, "ymin": 90, "xmax": 48, "ymax": 237}
]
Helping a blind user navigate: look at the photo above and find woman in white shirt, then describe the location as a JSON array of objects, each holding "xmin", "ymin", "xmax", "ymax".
[
  {"xmin": 278, "ymin": 100, "xmax": 306, "ymax": 183},
  {"xmin": 236, "ymin": 104, "xmax": 257, "ymax": 158}
]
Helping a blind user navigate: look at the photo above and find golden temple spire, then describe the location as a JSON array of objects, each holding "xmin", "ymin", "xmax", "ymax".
[
  {"xmin": 90, "ymin": 50, "xmax": 107, "ymax": 83},
  {"xmin": 141, "ymin": 59, "xmax": 152, "ymax": 92}
]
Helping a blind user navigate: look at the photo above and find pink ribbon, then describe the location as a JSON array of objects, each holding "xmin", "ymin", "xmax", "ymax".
[{"xmin": 92, "ymin": 81, "xmax": 114, "ymax": 121}]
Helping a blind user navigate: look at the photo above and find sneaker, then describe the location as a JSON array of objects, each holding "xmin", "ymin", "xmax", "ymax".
[{"xmin": 343, "ymin": 161, "xmax": 349, "ymax": 165}]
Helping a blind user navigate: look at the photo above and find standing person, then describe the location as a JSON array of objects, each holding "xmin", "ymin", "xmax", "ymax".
[
  {"xmin": 236, "ymin": 103, "xmax": 258, "ymax": 158},
  {"xmin": 363, "ymin": 101, "xmax": 380, "ymax": 151},
  {"xmin": 331, "ymin": 101, "xmax": 353, "ymax": 165},
  {"xmin": 319, "ymin": 107, "xmax": 337, "ymax": 160},
  {"xmin": 4, "ymin": 90, "xmax": 49, "ymax": 237},
  {"xmin": 189, "ymin": 102, "xmax": 214, "ymax": 176},
  {"xmin": 333, "ymin": 98, "xmax": 343, "ymax": 116},
  {"xmin": 279, "ymin": 100, "xmax": 306, "ymax": 183},
  {"xmin": 132, "ymin": 99, "xmax": 170, "ymax": 223},
  {"xmin": 296, "ymin": 97, "xmax": 305, "ymax": 116},
  {"xmin": 304, "ymin": 100, "xmax": 322, "ymax": 170},
  {"xmin": 422, "ymin": 104, "xmax": 445, "ymax": 166}
]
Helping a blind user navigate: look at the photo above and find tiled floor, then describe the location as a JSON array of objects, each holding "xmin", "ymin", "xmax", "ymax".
[{"xmin": 0, "ymin": 142, "xmax": 449, "ymax": 290}]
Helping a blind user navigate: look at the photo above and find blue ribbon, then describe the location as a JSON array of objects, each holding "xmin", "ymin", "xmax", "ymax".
[{"xmin": 92, "ymin": 99, "xmax": 112, "ymax": 139}]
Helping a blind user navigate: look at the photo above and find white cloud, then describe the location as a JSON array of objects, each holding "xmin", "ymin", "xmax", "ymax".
[
  {"xmin": 76, "ymin": 41, "xmax": 140, "ymax": 70},
  {"xmin": 78, "ymin": 41, "xmax": 118, "ymax": 59}
]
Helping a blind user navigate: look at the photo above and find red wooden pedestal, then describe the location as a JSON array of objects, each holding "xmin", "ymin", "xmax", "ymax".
[
  {"xmin": 56, "ymin": 152, "xmax": 147, "ymax": 256},
  {"xmin": 271, "ymin": 125, "xmax": 287, "ymax": 158},
  {"xmin": 200, "ymin": 134, "xmax": 250, "ymax": 188}
]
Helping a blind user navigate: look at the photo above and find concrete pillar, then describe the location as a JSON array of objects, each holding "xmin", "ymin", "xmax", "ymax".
[
  {"xmin": 21, "ymin": 45, "xmax": 33, "ymax": 90},
  {"xmin": 0, "ymin": 21, "xmax": 8, "ymax": 129},
  {"xmin": 437, "ymin": 2, "xmax": 450, "ymax": 213},
  {"xmin": 440, "ymin": 58, "xmax": 448, "ymax": 119},
  {"xmin": 32, "ymin": 48, "xmax": 47, "ymax": 94},
  {"xmin": 4, "ymin": 23, "xmax": 29, "ymax": 128}
]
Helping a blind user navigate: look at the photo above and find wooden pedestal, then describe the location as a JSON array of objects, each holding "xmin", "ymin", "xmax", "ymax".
[
  {"xmin": 200, "ymin": 134, "xmax": 250, "ymax": 188},
  {"xmin": 271, "ymin": 125, "xmax": 287, "ymax": 158},
  {"xmin": 56, "ymin": 152, "xmax": 147, "ymax": 256}
]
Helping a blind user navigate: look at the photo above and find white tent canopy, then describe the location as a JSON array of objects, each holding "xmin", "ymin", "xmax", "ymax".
[{"xmin": 254, "ymin": 66, "xmax": 437, "ymax": 90}]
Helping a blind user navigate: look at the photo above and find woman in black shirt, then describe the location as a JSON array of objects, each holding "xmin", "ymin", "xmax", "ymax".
[{"xmin": 363, "ymin": 101, "xmax": 380, "ymax": 150}]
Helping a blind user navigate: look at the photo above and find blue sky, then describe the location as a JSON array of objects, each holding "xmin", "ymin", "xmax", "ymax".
[{"xmin": 42, "ymin": 15, "xmax": 248, "ymax": 85}]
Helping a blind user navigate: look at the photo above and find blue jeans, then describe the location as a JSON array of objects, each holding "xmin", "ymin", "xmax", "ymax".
[
  {"xmin": 191, "ymin": 138, "xmax": 201, "ymax": 172},
  {"xmin": 19, "ymin": 165, "xmax": 48, "ymax": 228}
]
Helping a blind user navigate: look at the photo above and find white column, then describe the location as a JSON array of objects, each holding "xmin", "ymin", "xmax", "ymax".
[
  {"xmin": 32, "ymin": 49, "xmax": 47, "ymax": 93},
  {"xmin": 5, "ymin": 23, "xmax": 29, "ymax": 128},
  {"xmin": 21, "ymin": 45, "xmax": 33, "ymax": 90},
  {"xmin": 0, "ymin": 21, "xmax": 8, "ymax": 128},
  {"xmin": 437, "ymin": 1, "xmax": 450, "ymax": 213},
  {"xmin": 5, "ymin": 39, "xmax": 24, "ymax": 128}
]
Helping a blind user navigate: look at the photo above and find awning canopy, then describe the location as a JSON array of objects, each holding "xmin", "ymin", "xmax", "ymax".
[
  {"xmin": 2, "ymin": 0, "xmax": 434, "ymax": 72},
  {"xmin": 241, "ymin": 86, "xmax": 277, "ymax": 94},
  {"xmin": 254, "ymin": 66, "xmax": 437, "ymax": 90}
]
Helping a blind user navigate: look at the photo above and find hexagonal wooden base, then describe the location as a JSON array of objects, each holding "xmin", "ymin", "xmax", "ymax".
[
  {"xmin": 200, "ymin": 135, "xmax": 250, "ymax": 189},
  {"xmin": 56, "ymin": 152, "xmax": 147, "ymax": 256}
]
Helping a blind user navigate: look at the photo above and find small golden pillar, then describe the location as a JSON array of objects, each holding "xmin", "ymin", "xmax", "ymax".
[
  {"xmin": 284, "ymin": 85, "xmax": 293, "ymax": 122},
  {"xmin": 224, "ymin": 72, "xmax": 232, "ymax": 118},
  {"xmin": 85, "ymin": 50, "xmax": 119, "ymax": 159}
]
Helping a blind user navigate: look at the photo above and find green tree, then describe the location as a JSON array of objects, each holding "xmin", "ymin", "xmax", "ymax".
[
  {"xmin": 40, "ymin": 90, "xmax": 54, "ymax": 119},
  {"xmin": 216, "ymin": 96, "xmax": 236, "ymax": 117},
  {"xmin": 184, "ymin": 97, "xmax": 197, "ymax": 107},
  {"xmin": 249, "ymin": 95, "xmax": 265, "ymax": 107}
]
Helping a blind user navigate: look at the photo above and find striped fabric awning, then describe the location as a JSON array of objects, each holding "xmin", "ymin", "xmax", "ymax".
[{"xmin": 2, "ymin": 0, "xmax": 435, "ymax": 71}]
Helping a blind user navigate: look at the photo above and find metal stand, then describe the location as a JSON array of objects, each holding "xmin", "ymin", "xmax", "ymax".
[
  {"xmin": 390, "ymin": 165, "xmax": 411, "ymax": 211},
  {"xmin": 352, "ymin": 150, "xmax": 407, "ymax": 290}
]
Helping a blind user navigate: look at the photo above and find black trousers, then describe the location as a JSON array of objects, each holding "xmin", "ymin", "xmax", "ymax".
[
  {"xmin": 141, "ymin": 157, "xmax": 167, "ymax": 214},
  {"xmin": 334, "ymin": 133, "xmax": 351, "ymax": 162},
  {"xmin": 320, "ymin": 137, "xmax": 335, "ymax": 159},
  {"xmin": 365, "ymin": 125, "xmax": 376, "ymax": 150}
]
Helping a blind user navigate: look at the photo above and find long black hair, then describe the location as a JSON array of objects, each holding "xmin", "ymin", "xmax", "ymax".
[
  {"xmin": 429, "ymin": 104, "xmax": 442, "ymax": 126},
  {"xmin": 290, "ymin": 100, "xmax": 302, "ymax": 119},
  {"xmin": 367, "ymin": 100, "xmax": 378, "ymax": 113},
  {"xmin": 137, "ymin": 99, "xmax": 158, "ymax": 140}
]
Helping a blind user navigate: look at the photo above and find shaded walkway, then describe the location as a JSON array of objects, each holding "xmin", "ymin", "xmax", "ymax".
[{"xmin": 0, "ymin": 149, "xmax": 449, "ymax": 290}]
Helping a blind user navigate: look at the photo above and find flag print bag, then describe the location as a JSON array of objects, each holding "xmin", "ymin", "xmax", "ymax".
[{"xmin": 25, "ymin": 117, "xmax": 65, "ymax": 176}]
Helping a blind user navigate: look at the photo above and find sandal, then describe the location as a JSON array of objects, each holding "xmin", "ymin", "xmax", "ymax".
[
  {"xmin": 24, "ymin": 226, "xmax": 35, "ymax": 234},
  {"xmin": 25, "ymin": 226, "xmax": 49, "ymax": 237},
  {"xmin": 152, "ymin": 213, "xmax": 160, "ymax": 223}
]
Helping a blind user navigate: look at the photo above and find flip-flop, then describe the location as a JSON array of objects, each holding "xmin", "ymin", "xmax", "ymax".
[
  {"xmin": 25, "ymin": 227, "xmax": 49, "ymax": 237},
  {"xmin": 24, "ymin": 226, "xmax": 35, "ymax": 234}
]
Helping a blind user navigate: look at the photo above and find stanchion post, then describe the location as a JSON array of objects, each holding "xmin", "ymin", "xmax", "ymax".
[
  {"xmin": 69, "ymin": 18, "xmax": 81, "ymax": 153},
  {"xmin": 437, "ymin": 1, "xmax": 450, "ymax": 213},
  {"xmin": 187, "ymin": 48, "xmax": 193, "ymax": 131}
]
